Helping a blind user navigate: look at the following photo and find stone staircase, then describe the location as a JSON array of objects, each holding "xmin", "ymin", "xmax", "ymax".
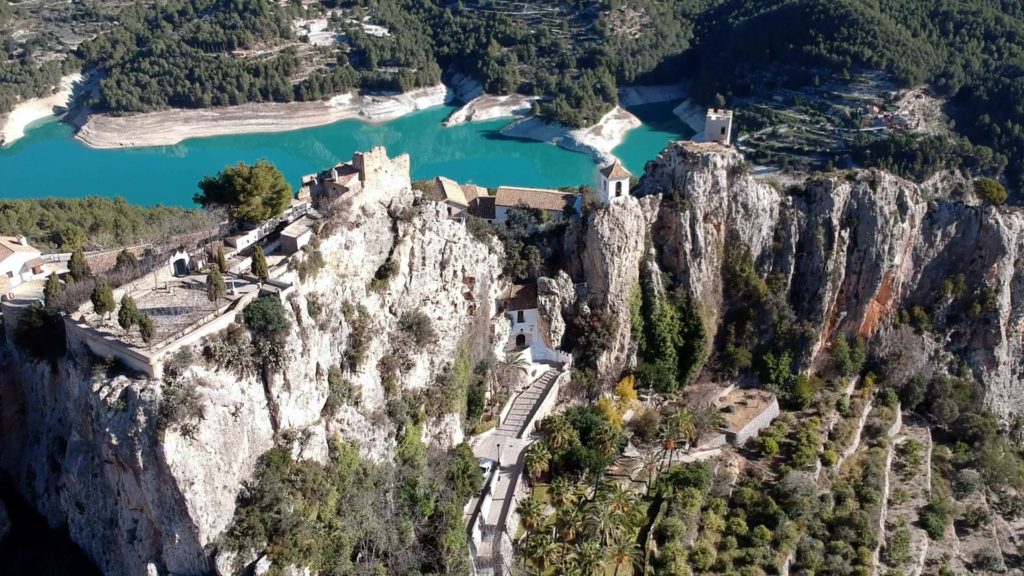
[{"xmin": 493, "ymin": 368, "xmax": 559, "ymax": 439}]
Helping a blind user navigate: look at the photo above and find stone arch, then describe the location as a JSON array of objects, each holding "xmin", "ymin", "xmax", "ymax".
[
  {"xmin": 515, "ymin": 334, "xmax": 527, "ymax": 348},
  {"xmin": 172, "ymin": 258, "xmax": 189, "ymax": 277}
]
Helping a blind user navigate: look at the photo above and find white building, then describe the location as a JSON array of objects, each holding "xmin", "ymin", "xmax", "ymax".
[
  {"xmin": 598, "ymin": 160, "xmax": 633, "ymax": 205},
  {"xmin": 280, "ymin": 217, "xmax": 315, "ymax": 255},
  {"xmin": 502, "ymin": 284, "xmax": 569, "ymax": 365},
  {"xmin": 0, "ymin": 236, "xmax": 44, "ymax": 293},
  {"xmin": 705, "ymin": 109, "xmax": 733, "ymax": 145}
]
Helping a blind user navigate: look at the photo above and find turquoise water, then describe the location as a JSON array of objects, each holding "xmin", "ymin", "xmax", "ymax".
[
  {"xmin": 0, "ymin": 102, "xmax": 693, "ymax": 207},
  {"xmin": 613, "ymin": 102, "xmax": 694, "ymax": 175}
]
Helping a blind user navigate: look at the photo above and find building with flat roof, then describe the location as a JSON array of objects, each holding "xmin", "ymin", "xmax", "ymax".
[{"xmin": 281, "ymin": 217, "xmax": 316, "ymax": 255}]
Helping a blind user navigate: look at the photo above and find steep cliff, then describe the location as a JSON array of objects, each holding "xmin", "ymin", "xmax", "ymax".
[
  {"xmin": 0, "ymin": 179, "xmax": 502, "ymax": 575},
  {"xmin": 635, "ymin": 141, "xmax": 1024, "ymax": 418}
]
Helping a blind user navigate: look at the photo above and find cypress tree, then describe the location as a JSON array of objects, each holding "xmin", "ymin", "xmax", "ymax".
[
  {"xmin": 138, "ymin": 314, "xmax": 156, "ymax": 344},
  {"xmin": 251, "ymin": 245, "xmax": 269, "ymax": 282},
  {"xmin": 217, "ymin": 247, "xmax": 228, "ymax": 273},
  {"xmin": 118, "ymin": 295, "xmax": 139, "ymax": 332},
  {"xmin": 91, "ymin": 282, "xmax": 116, "ymax": 318},
  {"xmin": 206, "ymin": 267, "xmax": 227, "ymax": 303},
  {"xmin": 68, "ymin": 248, "xmax": 91, "ymax": 282},
  {"xmin": 43, "ymin": 273, "xmax": 62, "ymax": 308}
]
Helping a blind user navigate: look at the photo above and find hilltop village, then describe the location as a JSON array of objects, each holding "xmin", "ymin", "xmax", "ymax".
[{"xmin": 3, "ymin": 102, "xmax": 1024, "ymax": 576}]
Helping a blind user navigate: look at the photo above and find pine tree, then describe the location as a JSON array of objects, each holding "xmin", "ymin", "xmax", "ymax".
[
  {"xmin": 118, "ymin": 295, "xmax": 139, "ymax": 332},
  {"xmin": 43, "ymin": 273, "xmax": 62, "ymax": 308},
  {"xmin": 217, "ymin": 247, "xmax": 228, "ymax": 273},
  {"xmin": 206, "ymin": 267, "xmax": 226, "ymax": 303},
  {"xmin": 68, "ymin": 248, "xmax": 91, "ymax": 282},
  {"xmin": 91, "ymin": 282, "xmax": 116, "ymax": 318},
  {"xmin": 251, "ymin": 245, "xmax": 269, "ymax": 281}
]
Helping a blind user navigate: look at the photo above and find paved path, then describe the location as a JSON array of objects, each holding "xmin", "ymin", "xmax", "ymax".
[
  {"xmin": 470, "ymin": 366, "xmax": 563, "ymax": 574},
  {"xmin": 493, "ymin": 368, "xmax": 559, "ymax": 439}
]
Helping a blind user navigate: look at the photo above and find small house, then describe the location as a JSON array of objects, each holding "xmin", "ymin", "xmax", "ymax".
[
  {"xmin": 281, "ymin": 217, "xmax": 315, "ymax": 255},
  {"xmin": 493, "ymin": 186, "xmax": 580, "ymax": 222},
  {"xmin": 0, "ymin": 236, "xmax": 44, "ymax": 293}
]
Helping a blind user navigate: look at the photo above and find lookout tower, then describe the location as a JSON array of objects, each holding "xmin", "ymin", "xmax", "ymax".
[
  {"xmin": 598, "ymin": 160, "xmax": 633, "ymax": 205},
  {"xmin": 705, "ymin": 109, "xmax": 733, "ymax": 145}
]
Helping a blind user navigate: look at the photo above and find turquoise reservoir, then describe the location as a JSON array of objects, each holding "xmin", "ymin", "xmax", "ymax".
[{"xmin": 0, "ymin": 102, "xmax": 693, "ymax": 206}]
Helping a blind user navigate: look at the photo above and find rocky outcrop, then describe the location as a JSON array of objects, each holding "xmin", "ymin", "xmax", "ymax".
[
  {"xmin": 537, "ymin": 271, "xmax": 577, "ymax": 348},
  {"xmin": 638, "ymin": 141, "xmax": 1024, "ymax": 418},
  {"xmin": 0, "ymin": 176, "xmax": 502, "ymax": 575},
  {"xmin": 577, "ymin": 196, "xmax": 659, "ymax": 378}
]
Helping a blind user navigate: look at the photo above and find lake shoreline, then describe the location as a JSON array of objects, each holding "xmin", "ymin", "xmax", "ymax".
[
  {"xmin": 0, "ymin": 74, "xmax": 82, "ymax": 148},
  {"xmin": 72, "ymin": 85, "xmax": 452, "ymax": 149},
  {"xmin": 65, "ymin": 81, "xmax": 702, "ymax": 164}
]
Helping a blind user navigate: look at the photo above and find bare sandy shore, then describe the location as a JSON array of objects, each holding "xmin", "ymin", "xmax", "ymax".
[
  {"xmin": 501, "ymin": 106, "xmax": 641, "ymax": 166},
  {"xmin": 497, "ymin": 83, "xmax": 704, "ymax": 165},
  {"xmin": 73, "ymin": 84, "xmax": 451, "ymax": 149},
  {"xmin": 443, "ymin": 93, "xmax": 538, "ymax": 126},
  {"xmin": 0, "ymin": 73, "xmax": 82, "ymax": 147}
]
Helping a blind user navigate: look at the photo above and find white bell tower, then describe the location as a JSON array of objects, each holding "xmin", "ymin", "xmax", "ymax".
[{"xmin": 598, "ymin": 160, "xmax": 633, "ymax": 205}]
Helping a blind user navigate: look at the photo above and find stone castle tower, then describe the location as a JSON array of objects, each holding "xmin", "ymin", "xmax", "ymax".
[{"xmin": 705, "ymin": 109, "xmax": 733, "ymax": 145}]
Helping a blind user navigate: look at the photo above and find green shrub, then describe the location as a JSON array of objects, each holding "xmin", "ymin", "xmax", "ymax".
[
  {"xmin": 921, "ymin": 496, "xmax": 957, "ymax": 540},
  {"xmin": 243, "ymin": 296, "xmax": 291, "ymax": 336},
  {"xmin": 343, "ymin": 304, "xmax": 371, "ymax": 370},
  {"xmin": 975, "ymin": 177, "xmax": 1007, "ymax": 205},
  {"xmin": 399, "ymin": 310, "xmax": 436, "ymax": 346},
  {"xmin": 632, "ymin": 407, "xmax": 661, "ymax": 443},
  {"xmin": 14, "ymin": 303, "xmax": 67, "ymax": 361},
  {"xmin": 323, "ymin": 365, "xmax": 358, "ymax": 418},
  {"xmin": 138, "ymin": 314, "xmax": 156, "ymax": 343},
  {"xmin": 158, "ymin": 379, "xmax": 204, "ymax": 437},
  {"xmin": 759, "ymin": 436, "xmax": 780, "ymax": 457}
]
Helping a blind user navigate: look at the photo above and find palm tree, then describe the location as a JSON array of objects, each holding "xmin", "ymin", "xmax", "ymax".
[
  {"xmin": 518, "ymin": 494, "xmax": 546, "ymax": 547},
  {"xmin": 551, "ymin": 553, "xmax": 582, "ymax": 576},
  {"xmin": 557, "ymin": 506, "xmax": 584, "ymax": 542},
  {"xmin": 603, "ymin": 483, "xmax": 642, "ymax": 531},
  {"xmin": 639, "ymin": 445, "xmax": 662, "ymax": 497},
  {"xmin": 550, "ymin": 477, "xmax": 576, "ymax": 513},
  {"xmin": 543, "ymin": 415, "xmax": 578, "ymax": 453},
  {"xmin": 575, "ymin": 539, "xmax": 605, "ymax": 575},
  {"xmin": 524, "ymin": 442, "xmax": 551, "ymax": 484},
  {"xmin": 662, "ymin": 406, "xmax": 696, "ymax": 470},
  {"xmin": 608, "ymin": 537, "xmax": 640, "ymax": 576},
  {"xmin": 593, "ymin": 423, "xmax": 622, "ymax": 461},
  {"xmin": 584, "ymin": 499, "xmax": 622, "ymax": 547},
  {"xmin": 524, "ymin": 533, "xmax": 558, "ymax": 574},
  {"xmin": 496, "ymin": 349, "xmax": 530, "ymax": 395}
]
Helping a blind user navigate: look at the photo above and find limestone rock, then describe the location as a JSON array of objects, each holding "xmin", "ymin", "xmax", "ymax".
[
  {"xmin": 537, "ymin": 271, "xmax": 577, "ymax": 348},
  {"xmin": 639, "ymin": 141, "xmax": 1024, "ymax": 417},
  {"xmin": 0, "ymin": 173, "xmax": 503, "ymax": 575},
  {"xmin": 578, "ymin": 195, "xmax": 658, "ymax": 379}
]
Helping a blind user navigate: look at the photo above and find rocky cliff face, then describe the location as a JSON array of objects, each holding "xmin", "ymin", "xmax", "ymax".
[
  {"xmin": 0, "ymin": 181, "xmax": 502, "ymax": 575},
  {"xmin": 634, "ymin": 141, "xmax": 1024, "ymax": 418}
]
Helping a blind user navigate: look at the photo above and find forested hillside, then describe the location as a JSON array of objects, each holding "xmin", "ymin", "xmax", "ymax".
[{"xmin": 6, "ymin": 0, "xmax": 1024, "ymax": 193}]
